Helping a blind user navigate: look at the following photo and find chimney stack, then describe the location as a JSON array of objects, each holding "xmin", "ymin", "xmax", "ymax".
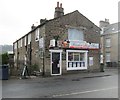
[
  {"xmin": 31, "ymin": 24, "xmax": 36, "ymax": 30},
  {"xmin": 40, "ymin": 18, "xmax": 47, "ymax": 24},
  {"xmin": 57, "ymin": 2, "xmax": 59, "ymax": 7},
  {"xmin": 99, "ymin": 18, "xmax": 110, "ymax": 28},
  {"xmin": 54, "ymin": 2, "xmax": 64, "ymax": 18},
  {"xmin": 60, "ymin": 3, "xmax": 62, "ymax": 8}
]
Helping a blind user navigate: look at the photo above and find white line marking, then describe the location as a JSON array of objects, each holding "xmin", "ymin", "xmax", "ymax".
[{"xmin": 52, "ymin": 87, "xmax": 118, "ymax": 97}]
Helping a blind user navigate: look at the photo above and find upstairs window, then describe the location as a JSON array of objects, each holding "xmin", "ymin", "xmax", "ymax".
[
  {"xmin": 14, "ymin": 42, "xmax": 17, "ymax": 50},
  {"xmin": 105, "ymin": 38, "xmax": 111, "ymax": 47},
  {"xmin": 20, "ymin": 39, "xmax": 22, "ymax": 47},
  {"xmin": 35, "ymin": 28, "xmax": 39, "ymax": 41},
  {"xmin": 105, "ymin": 52, "xmax": 110, "ymax": 62},
  {"xmin": 24, "ymin": 36, "xmax": 27, "ymax": 46},
  {"xmin": 18, "ymin": 40, "xmax": 21, "ymax": 48},
  {"xmin": 28, "ymin": 34, "xmax": 31, "ymax": 44},
  {"xmin": 68, "ymin": 28, "xmax": 84, "ymax": 41}
]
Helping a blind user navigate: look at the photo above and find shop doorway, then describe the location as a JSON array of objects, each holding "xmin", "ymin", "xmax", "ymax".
[{"xmin": 49, "ymin": 50, "xmax": 62, "ymax": 75}]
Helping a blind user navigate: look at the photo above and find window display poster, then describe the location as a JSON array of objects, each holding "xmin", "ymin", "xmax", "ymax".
[
  {"xmin": 69, "ymin": 62, "xmax": 72, "ymax": 68},
  {"xmin": 89, "ymin": 57, "xmax": 93, "ymax": 66},
  {"xmin": 77, "ymin": 62, "xmax": 80, "ymax": 67},
  {"xmin": 73, "ymin": 62, "xmax": 76, "ymax": 67}
]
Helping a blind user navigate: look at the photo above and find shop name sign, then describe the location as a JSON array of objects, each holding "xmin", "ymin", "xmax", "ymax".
[{"xmin": 69, "ymin": 41, "xmax": 99, "ymax": 49}]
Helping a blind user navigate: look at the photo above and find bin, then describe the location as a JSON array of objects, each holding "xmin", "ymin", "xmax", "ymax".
[
  {"xmin": 100, "ymin": 63, "xmax": 104, "ymax": 72},
  {"xmin": 0, "ymin": 65, "xmax": 9, "ymax": 80}
]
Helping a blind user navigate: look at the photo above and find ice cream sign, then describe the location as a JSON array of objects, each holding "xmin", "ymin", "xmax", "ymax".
[{"xmin": 69, "ymin": 40, "xmax": 99, "ymax": 50}]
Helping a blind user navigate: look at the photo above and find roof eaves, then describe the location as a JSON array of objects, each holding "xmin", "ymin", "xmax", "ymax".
[
  {"xmin": 76, "ymin": 10, "xmax": 100, "ymax": 30},
  {"xmin": 13, "ymin": 21, "xmax": 47, "ymax": 44}
]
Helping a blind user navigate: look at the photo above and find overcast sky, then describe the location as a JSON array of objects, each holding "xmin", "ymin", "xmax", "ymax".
[{"xmin": 0, "ymin": 0, "xmax": 119, "ymax": 45}]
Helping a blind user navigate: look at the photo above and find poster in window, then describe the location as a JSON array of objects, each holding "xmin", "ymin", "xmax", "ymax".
[
  {"xmin": 73, "ymin": 62, "xmax": 76, "ymax": 67},
  {"xmin": 69, "ymin": 62, "xmax": 72, "ymax": 68},
  {"xmin": 81, "ymin": 62, "xmax": 84, "ymax": 67},
  {"xmin": 89, "ymin": 57, "xmax": 93, "ymax": 66},
  {"xmin": 77, "ymin": 62, "xmax": 80, "ymax": 67}
]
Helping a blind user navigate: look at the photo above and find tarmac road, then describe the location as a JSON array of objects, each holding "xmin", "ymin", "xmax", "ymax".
[{"xmin": 1, "ymin": 68, "xmax": 118, "ymax": 98}]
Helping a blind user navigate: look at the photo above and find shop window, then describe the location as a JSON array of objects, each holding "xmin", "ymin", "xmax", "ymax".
[
  {"xmin": 68, "ymin": 52, "xmax": 73, "ymax": 61},
  {"xmin": 74, "ymin": 53, "xmax": 80, "ymax": 61},
  {"xmin": 80, "ymin": 53, "xmax": 84, "ymax": 61},
  {"xmin": 66, "ymin": 50, "xmax": 88, "ymax": 70}
]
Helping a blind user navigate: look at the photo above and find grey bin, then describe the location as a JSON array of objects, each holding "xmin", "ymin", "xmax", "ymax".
[
  {"xmin": 0, "ymin": 65, "xmax": 9, "ymax": 80},
  {"xmin": 100, "ymin": 63, "xmax": 104, "ymax": 72}
]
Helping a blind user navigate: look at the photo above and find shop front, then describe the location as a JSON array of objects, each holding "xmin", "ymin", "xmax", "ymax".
[
  {"xmin": 66, "ymin": 50, "xmax": 88, "ymax": 70},
  {"xmin": 49, "ymin": 39, "xmax": 99, "ymax": 75}
]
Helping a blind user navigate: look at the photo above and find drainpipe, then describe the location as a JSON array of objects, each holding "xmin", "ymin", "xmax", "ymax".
[
  {"xmin": 39, "ymin": 37, "xmax": 45, "ymax": 76},
  {"xmin": 42, "ymin": 50, "xmax": 45, "ymax": 76}
]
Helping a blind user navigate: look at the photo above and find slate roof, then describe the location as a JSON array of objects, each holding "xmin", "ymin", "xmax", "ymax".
[{"xmin": 104, "ymin": 22, "xmax": 120, "ymax": 34}]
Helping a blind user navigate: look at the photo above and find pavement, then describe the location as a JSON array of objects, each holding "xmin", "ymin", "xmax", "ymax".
[
  {"xmin": 8, "ymin": 67, "xmax": 118, "ymax": 81},
  {"xmin": 1, "ymin": 67, "xmax": 118, "ymax": 98}
]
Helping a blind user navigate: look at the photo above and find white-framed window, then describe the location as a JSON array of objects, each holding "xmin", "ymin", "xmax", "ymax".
[
  {"xmin": 105, "ymin": 52, "xmax": 110, "ymax": 62},
  {"xmin": 35, "ymin": 28, "xmax": 39, "ymax": 41},
  {"xmin": 66, "ymin": 50, "xmax": 88, "ymax": 70},
  {"xmin": 105, "ymin": 38, "xmax": 111, "ymax": 47},
  {"xmin": 68, "ymin": 28, "xmax": 84, "ymax": 41},
  {"xmin": 14, "ymin": 42, "xmax": 17, "ymax": 50},
  {"xmin": 28, "ymin": 34, "xmax": 31, "ymax": 44},
  {"xmin": 14, "ymin": 52, "xmax": 17, "ymax": 62},
  {"xmin": 100, "ymin": 27, "xmax": 105, "ymax": 34},
  {"xmin": 20, "ymin": 39, "xmax": 22, "ymax": 47},
  {"xmin": 18, "ymin": 40, "xmax": 21, "ymax": 48},
  {"xmin": 24, "ymin": 36, "xmax": 27, "ymax": 46}
]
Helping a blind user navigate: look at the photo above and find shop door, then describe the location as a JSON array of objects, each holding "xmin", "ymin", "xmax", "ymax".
[{"xmin": 52, "ymin": 52, "xmax": 60, "ymax": 75}]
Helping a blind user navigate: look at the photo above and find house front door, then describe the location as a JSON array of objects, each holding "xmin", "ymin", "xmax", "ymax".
[{"xmin": 49, "ymin": 50, "xmax": 62, "ymax": 75}]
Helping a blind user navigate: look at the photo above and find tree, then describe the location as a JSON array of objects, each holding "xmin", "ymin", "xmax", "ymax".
[{"xmin": 0, "ymin": 53, "xmax": 9, "ymax": 64}]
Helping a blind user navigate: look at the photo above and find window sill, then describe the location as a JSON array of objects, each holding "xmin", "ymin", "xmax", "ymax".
[{"xmin": 67, "ymin": 67, "xmax": 87, "ymax": 70}]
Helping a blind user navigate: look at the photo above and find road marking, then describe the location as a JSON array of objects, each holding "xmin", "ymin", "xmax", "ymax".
[{"xmin": 52, "ymin": 87, "xmax": 118, "ymax": 97}]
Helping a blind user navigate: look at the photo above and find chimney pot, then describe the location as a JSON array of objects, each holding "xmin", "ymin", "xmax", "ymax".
[
  {"xmin": 54, "ymin": 2, "xmax": 64, "ymax": 18},
  {"xmin": 31, "ymin": 24, "xmax": 36, "ymax": 30},
  {"xmin": 57, "ymin": 2, "xmax": 59, "ymax": 7},
  {"xmin": 60, "ymin": 3, "xmax": 62, "ymax": 8}
]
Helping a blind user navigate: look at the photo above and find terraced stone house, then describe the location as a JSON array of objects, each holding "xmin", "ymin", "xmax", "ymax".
[
  {"xmin": 100, "ymin": 20, "xmax": 119, "ymax": 67},
  {"xmin": 13, "ymin": 2, "xmax": 101, "ymax": 76}
]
